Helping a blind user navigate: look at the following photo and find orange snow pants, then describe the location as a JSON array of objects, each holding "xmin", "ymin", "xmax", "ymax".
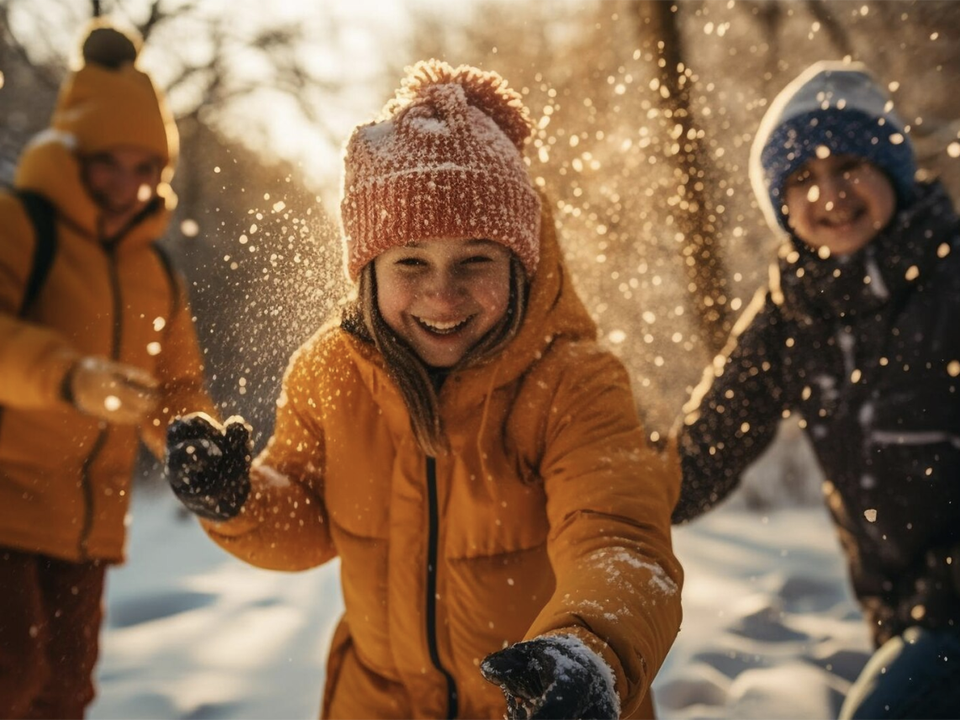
[{"xmin": 0, "ymin": 548, "xmax": 105, "ymax": 719}]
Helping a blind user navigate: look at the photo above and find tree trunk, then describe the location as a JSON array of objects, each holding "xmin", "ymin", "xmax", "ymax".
[{"xmin": 632, "ymin": 0, "xmax": 730, "ymax": 353}]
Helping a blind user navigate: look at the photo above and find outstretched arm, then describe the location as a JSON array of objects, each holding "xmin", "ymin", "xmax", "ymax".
[
  {"xmin": 165, "ymin": 343, "xmax": 335, "ymax": 571},
  {"xmin": 672, "ymin": 286, "xmax": 788, "ymax": 524},
  {"xmin": 486, "ymin": 342, "xmax": 682, "ymax": 718}
]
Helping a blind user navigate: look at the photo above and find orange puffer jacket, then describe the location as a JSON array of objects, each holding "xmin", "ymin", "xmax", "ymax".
[
  {"xmin": 203, "ymin": 207, "xmax": 683, "ymax": 719},
  {"xmin": 0, "ymin": 133, "xmax": 215, "ymax": 563}
]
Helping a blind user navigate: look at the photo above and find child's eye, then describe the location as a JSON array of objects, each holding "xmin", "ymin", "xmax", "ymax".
[
  {"xmin": 395, "ymin": 257, "xmax": 427, "ymax": 267},
  {"xmin": 838, "ymin": 159, "xmax": 865, "ymax": 176},
  {"xmin": 786, "ymin": 171, "xmax": 812, "ymax": 188},
  {"xmin": 461, "ymin": 255, "xmax": 493, "ymax": 265},
  {"xmin": 90, "ymin": 155, "xmax": 119, "ymax": 171}
]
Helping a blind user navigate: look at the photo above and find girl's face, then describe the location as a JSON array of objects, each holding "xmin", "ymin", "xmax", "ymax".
[
  {"xmin": 374, "ymin": 238, "xmax": 513, "ymax": 368},
  {"xmin": 783, "ymin": 153, "xmax": 896, "ymax": 256}
]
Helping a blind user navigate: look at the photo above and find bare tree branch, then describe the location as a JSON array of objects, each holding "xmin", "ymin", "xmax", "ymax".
[
  {"xmin": 0, "ymin": 6, "xmax": 62, "ymax": 90},
  {"xmin": 805, "ymin": 0, "xmax": 854, "ymax": 58}
]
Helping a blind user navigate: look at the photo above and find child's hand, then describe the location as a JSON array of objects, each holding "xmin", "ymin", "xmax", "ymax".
[
  {"xmin": 67, "ymin": 356, "xmax": 160, "ymax": 425},
  {"xmin": 480, "ymin": 635, "xmax": 619, "ymax": 719},
  {"xmin": 164, "ymin": 412, "xmax": 252, "ymax": 521}
]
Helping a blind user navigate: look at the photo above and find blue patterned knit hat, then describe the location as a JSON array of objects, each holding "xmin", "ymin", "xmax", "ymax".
[{"xmin": 749, "ymin": 61, "xmax": 917, "ymax": 233}]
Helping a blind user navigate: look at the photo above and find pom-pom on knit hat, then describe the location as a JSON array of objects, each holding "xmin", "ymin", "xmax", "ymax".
[
  {"xmin": 749, "ymin": 60, "xmax": 916, "ymax": 233},
  {"xmin": 340, "ymin": 59, "xmax": 542, "ymax": 281},
  {"xmin": 52, "ymin": 19, "xmax": 178, "ymax": 169}
]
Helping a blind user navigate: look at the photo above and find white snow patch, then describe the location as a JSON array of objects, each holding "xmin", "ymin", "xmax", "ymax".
[
  {"xmin": 589, "ymin": 547, "xmax": 679, "ymax": 596},
  {"xmin": 656, "ymin": 506, "xmax": 871, "ymax": 719},
  {"xmin": 407, "ymin": 116, "xmax": 448, "ymax": 134}
]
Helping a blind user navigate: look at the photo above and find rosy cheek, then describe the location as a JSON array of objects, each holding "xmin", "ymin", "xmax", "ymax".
[{"xmin": 393, "ymin": 279, "xmax": 428, "ymax": 308}]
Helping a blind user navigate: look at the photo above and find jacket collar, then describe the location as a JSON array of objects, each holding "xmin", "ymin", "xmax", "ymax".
[{"xmin": 774, "ymin": 180, "xmax": 958, "ymax": 321}]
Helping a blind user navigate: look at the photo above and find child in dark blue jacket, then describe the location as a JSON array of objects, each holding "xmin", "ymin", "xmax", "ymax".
[{"xmin": 674, "ymin": 61, "xmax": 960, "ymax": 719}]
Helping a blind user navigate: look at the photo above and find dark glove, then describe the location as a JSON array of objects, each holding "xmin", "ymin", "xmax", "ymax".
[
  {"xmin": 480, "ymin": 635, "xmax": 619, "ymax": 720},
  {"xmin": 164, "ymin": 412, "xmax": 252, "ymax": 521}
]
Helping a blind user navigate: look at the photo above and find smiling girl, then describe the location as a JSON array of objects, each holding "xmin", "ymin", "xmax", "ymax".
[{"xmin": 163, "ymin": 61, "xmax": 682, "ymax": 719}]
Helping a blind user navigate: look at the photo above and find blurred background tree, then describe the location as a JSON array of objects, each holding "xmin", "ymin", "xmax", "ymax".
[{"xmin": 2, "ymin": 0, "xmax": 959, "ymax": 477}]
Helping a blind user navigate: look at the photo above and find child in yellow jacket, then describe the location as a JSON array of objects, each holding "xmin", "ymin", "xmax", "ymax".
[
  {"xmin": 0, "ymin": 22, "xmax": 216, "ymax": 718},
  {"xmin": 165, "ymin": 60, "xmax": 682, "ymax": 720}
]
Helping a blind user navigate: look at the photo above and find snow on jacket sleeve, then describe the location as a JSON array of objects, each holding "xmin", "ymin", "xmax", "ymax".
[
  {"xmin": 672, "ymin": 286, "xmax": 786, "ymax": 524},
  {"xmin": 141, "ymin": 277, "xmax": 218, "ymax": 457},
  {"xmin": 0, "ymin": 194, "xmax": 79, "ymax": 409},
  {"xmin": 523, "ymin": 340, "xmax": 683, "ymax": 717},
  {"xmin": 199, "ymin": 337, "xmax": 334, "ymax": 571}
]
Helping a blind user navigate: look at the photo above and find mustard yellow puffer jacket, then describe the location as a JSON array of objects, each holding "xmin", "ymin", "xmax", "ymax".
[
  {"xmin": 203, "ymin": 207, "xmax": 683, "ymax": 718},
  {"xmin": 0, "ymin": 132, "xmax": 214, "ymax": 563}
]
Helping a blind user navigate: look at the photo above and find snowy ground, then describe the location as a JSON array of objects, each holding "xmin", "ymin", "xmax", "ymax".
[
  {"xmin": 87, "ymin": 476, "xmax": 872, "ymax": 720},
  {"xmin": 659, "ymin": 508, "xmax": 872, "ymax": 719}
]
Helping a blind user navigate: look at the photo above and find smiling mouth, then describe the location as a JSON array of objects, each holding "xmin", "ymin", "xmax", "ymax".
[
  {"xmin": 820, "ymin": 207, "xmax": 865, "ymax": 228},
  {"xmin": 414, "ymin": 316, "xmax": 473, "ymax": 336}
]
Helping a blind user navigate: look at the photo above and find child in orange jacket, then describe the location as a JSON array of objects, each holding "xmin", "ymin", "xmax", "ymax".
[
  {"xmin": 165, "ymin": 61, "xmax": 682, "ymax": 719},
  {"xmin": 0, "ymin": 22, "xmax": 215, "ymax": 718}
]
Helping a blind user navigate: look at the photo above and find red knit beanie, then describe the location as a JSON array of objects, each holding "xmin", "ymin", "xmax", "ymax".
[{"xmin": 340, "ymin": 60, "xmax": 541, "ymax": 281}]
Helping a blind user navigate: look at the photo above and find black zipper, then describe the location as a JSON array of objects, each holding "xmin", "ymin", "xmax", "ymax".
[
  {"xmin": 78, "ymin": 242, "xmax": 123, "ymax": 558},
  {"xmin": 78, "ymin": 430, "xmax": 109, "ymax": 558},
  {"xmin": 425, "ymin": 455, "xmax": 458, "ymax": 719}
]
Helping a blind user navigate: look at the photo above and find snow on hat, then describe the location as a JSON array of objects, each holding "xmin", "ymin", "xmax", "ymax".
[
  {"xmin": 749, "ymin": 60, "xmax": 916, "ymax": 233},
  {"xmin": 52, "ymin": 20, "xmax": 178, "ymax": 168},
  {"xmin": 339, "ymin": 59, "xmax": 542, "ymax": 281}
]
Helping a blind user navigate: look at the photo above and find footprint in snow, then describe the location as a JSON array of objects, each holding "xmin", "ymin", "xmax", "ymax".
[
  {"xmin": 108, "ymin": 591, "xmax": 216, "ymax": 628},
  {"xmin": 728, "ymin": 604, "xmax": 810, "ymax": 643}
]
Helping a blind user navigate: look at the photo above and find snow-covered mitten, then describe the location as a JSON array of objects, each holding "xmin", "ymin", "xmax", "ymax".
[
  {"xmin": 480, "ymin": 635, "xmax": 620, "ymax": 719},
  {"xmin": 165, "ymin": 412, "xmax": 252, "ymax": 521}
]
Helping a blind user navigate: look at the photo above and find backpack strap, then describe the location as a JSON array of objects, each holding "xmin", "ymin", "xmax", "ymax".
[
  {"xmin": 151, "ymin": 242, "xmax": 182, "ymax": 320},
  {"xmin": 13, "ymin": 190, "xmax": 58, "ymax": 317}
]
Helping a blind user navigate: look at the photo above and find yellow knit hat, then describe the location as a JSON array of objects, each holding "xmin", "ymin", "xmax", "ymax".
[{"xmin": 51, "ymin": 21, "xmax": 178, "ymax": 168}]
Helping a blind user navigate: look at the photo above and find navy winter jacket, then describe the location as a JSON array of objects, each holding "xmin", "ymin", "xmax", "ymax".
[{"xmin": 675, "ymin": 181, "xmax": 960, "ymax": 646}]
